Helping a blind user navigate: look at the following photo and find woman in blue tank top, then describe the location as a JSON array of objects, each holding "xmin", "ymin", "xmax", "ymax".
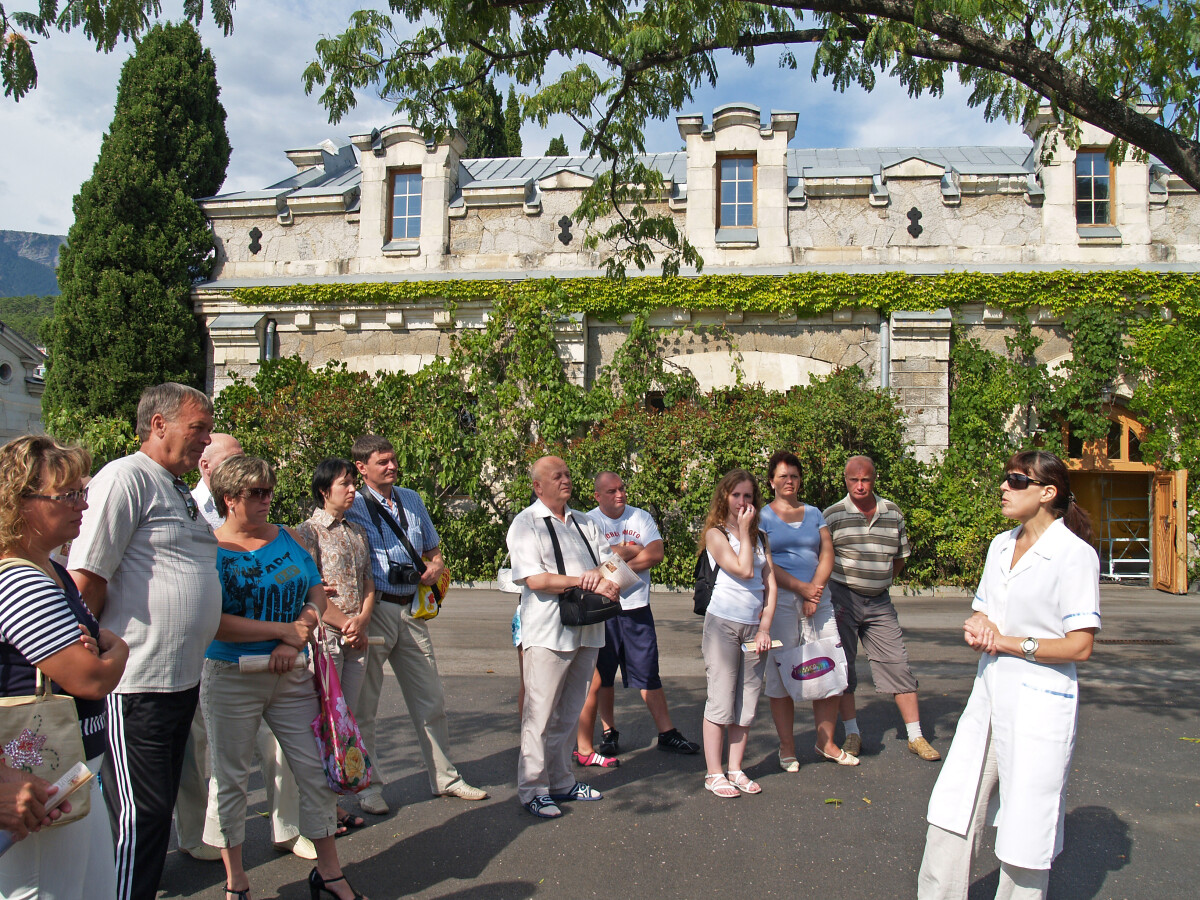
[
  {"xmin": 760, "ymin": 451, "xmax": 858, "ymax": 770},
  {"xmin": 202, "ymin": 456, "xmax": 366, "ymax": 900}
]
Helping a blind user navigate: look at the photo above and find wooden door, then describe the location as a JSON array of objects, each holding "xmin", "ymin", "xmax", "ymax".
[{"xmin": 1152, "ymin": 469, "xmax": 1188, "ymax": 594}]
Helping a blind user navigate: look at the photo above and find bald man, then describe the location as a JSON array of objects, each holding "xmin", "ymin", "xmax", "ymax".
[
  {"xmin": 506, "ymin": 456, "xmax": 619, "ymax": 818},
  {"xmin": 190, "ymin": 433, "xmax": 243, "ymax": 529},
  {"xmin": 575, "ymin": 472, "xmax": 698, "ymax": 766},
  {"xmin": 823, "ymin": 455, "xmax": 939, "ymax": 762}
]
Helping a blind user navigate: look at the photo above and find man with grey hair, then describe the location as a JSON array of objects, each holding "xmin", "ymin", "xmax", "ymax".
[
  {"xmin": 823, "ymin": 454, "xmax": 940, "ymax": 763},
  {"xmin": 70, "ymin": 382, "xmax": 223, "ymax": 900}
]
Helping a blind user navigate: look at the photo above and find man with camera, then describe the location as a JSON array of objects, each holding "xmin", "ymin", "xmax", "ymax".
[{"xmin": 344, "ymin": 434, "xmax": 487, "ymax": 814}]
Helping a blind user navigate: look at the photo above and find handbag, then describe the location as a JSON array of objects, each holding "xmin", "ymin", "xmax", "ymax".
[
  {"xmin": 309, "ymin": 609, "xmax": 375, "ymax": 794},
  {"xmin": 365, "ymin": 495, "xmax": 447, "ymax": 619},
  {"xmin": 0, "ymin": 561, "xmax": 92, "ymax": 828},
  {"xmin": 542, "ymin": 516, "xmax": 621, "ymax": 627},
  {"xmin": 771, "ymin": 636, "xmax": 849, "ymax": 702}
]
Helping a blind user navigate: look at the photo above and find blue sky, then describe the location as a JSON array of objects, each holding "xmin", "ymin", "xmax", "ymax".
[{"xmin": 0, "ymin": 1, "xmax": 1027, "ymax": 235}]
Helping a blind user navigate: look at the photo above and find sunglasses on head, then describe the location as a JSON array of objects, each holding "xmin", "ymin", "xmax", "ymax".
[{"xmin": 1001, "ymin": 472, "xmax": 1047, "ymax": 490}]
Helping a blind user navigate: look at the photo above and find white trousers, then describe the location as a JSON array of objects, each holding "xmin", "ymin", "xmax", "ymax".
[
  {"xmin": 918, "ymin": 734, "xmax": 1051, "ymax": 900},
  {"xmin": 200, "ymin": 660, "xmax": 337, "ymax": 847},
  {"xmin": 354, "ymin": 601, "xmax": 461, "ymax": 794},
  {"xmin": 0, "ymin": 756, "xmax": 115, "ymax": 900},
  {"xmin": 517, "ymin": 645, "xmax": 599, "ymax": 803}
]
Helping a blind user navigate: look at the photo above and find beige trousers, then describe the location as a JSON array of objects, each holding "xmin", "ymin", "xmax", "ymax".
[
  {"xmin": 200, "ymin": 659, "xmax": 336, "ymax": 847},
  {"xmin": 918, "ymin": 733, "xmax": 1051, "ymax": 900},
  {"xmin": 353, "ymin": 600, "xmax": 461, "ymax": 794},
  {"xmin": 518, "ymin": 645, "xmax": 600, "ymax": 803}
]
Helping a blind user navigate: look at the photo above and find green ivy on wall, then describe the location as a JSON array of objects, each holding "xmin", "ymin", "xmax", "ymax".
[{"xmin": 230, "ymin": 270, "xmax": 1200, "ymax": 320}]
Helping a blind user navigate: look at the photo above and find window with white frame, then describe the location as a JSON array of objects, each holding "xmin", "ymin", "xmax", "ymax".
[
  {"xmin": 1075, "ymin": 151, "xmax": 1112, "ymax": 226},
  {"xmin": 718, "ymin": 156, "xmax": 755, "ymax": 229},
  {"xmin": 388, "ymin": 170, "xmax": 422, "ymax": 241}
]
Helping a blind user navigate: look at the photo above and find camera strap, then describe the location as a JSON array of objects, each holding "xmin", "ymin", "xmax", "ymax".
[{"xmin": 365, "ymin": 493, "xmax": 427, "ymax": 578}]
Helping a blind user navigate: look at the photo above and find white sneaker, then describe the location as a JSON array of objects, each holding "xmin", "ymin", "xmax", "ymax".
[{"xmin": 358, "ymin": 786, "xmax": 389, "ymax": 815}]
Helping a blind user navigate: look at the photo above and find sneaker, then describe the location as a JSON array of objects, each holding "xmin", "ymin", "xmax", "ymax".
[
  {"xmin": 842, "ymin": 733, "xmax": 862, "ymax": 757},
  {"xmin": 657, "ymin": 728, "xmax": 700, "ymax": 754},
  {"xmin": 358, "ymin": 786, "xmax": 390, "ymax": 815},
  {"xmin": 178, "ymin": 844, "xmax": 222, "ymax": 861},
  {"xmin": 908, "ymin": 737, "xmax": 942, "ymax": 761},
  {"xmin": 573, "ymin": 749, "xmax": 619, "ymax": 768},
  {"xmin": 597, "ymin": 728, "xmax": 620, "ymax": 756},
  {"xmin": 438, "ymin": 782, "xmax": 489, "ymax": 800},
  {"xmin": 549, "ymin": 781, "xmax": 603, "ymax": 802}
]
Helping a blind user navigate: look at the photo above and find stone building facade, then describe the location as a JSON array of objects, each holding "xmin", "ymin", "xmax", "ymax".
[
  {"xmin": 0, "ymin": 322, "xmax": 46, "ymax": 444},
  {"xmin": 194, "ymin": 103, "xmax": 1200, "ymax": 464}
]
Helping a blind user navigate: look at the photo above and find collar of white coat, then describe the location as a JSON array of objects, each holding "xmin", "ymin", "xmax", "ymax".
[
  {"xmin": 529, "ymin": 497, "xmax": 580, "ymax": 525},
  {"xmin": 1002, "ymin": 516, "xmax": 1072, "ymax": 561}
]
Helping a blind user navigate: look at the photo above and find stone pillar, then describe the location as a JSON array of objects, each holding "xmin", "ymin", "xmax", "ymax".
[{"xmin": 889, "ymin": 309, "xmax": 952, "ymax": 463}]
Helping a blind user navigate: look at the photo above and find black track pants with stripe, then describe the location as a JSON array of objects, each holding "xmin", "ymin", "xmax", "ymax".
[{"xmin": 102, "ymin": 687, "xmax": 200, "ymax": 900}]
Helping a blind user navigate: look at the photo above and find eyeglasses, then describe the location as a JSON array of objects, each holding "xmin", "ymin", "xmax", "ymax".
[
  {"xmin": 24, "ymin": 488, "xmax": 89, "ymax": 505},
  {"xmin": 1001, "ymin": 472, "xmax": 1047, "ymax": 490},
  {"xmin": 171, "ymin": 478, "xmax": 199, "ymax": 520},
  {"xmin": 243, "ymin": 487, "xmax": 274, "ymax": 500}
]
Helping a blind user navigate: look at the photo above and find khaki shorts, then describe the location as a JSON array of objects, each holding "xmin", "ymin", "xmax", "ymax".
[{"xmin": 702, "ymin": 613, "xmax": 766, "ymax": 727}]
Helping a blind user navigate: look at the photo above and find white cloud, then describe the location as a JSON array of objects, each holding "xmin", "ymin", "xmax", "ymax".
[{"xmin": 0, "ymin": 5, "xmax": 1033, "ymax": 235}]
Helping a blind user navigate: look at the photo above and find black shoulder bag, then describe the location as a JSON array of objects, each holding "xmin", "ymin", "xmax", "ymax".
[
  {"xmin": 542, "ymin": 515, "xmax": 621, "ymax": 627},
  {"xmin": 365, "ymin": 495, "xmax": 445, "ymax": 607}
]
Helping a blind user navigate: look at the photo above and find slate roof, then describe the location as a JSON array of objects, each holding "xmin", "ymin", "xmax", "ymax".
[{"xmin": 203, "ymin": 142, "xmax": 1034, "ymax": 207}]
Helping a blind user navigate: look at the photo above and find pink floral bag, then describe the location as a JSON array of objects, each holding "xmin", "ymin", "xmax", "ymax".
[{"xmin": 310, "ymin": 620, "xmax": 374, "ymax": 794}]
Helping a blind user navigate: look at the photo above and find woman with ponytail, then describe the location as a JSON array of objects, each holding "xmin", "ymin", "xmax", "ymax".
[{"xmin": 918, "ymin": 451, "xmax": 1100, "ymax": 900}]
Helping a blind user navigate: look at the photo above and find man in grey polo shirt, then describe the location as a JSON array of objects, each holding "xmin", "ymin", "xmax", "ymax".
[
  {"xmin": 70, "ymin": 383, "xmax": 223, "ymax": 900},
  {"xmin": 507, "ymin": 455, "xmax": 619, "ymax": 818},
  {"xmin": 823, "ymin": 455, "xmax": 940, "ymax": 763}
]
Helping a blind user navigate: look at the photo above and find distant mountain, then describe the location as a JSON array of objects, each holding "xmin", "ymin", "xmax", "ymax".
[{"xmin": 0, "ymin": 230, "xmax": 66, "ymax": 298}]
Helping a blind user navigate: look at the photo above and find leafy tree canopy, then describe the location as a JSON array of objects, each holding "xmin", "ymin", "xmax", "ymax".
[
  {"xmin": 1, "ymin": 0, "xmax": 233, "ymax": 99},
  {"xmin": 303, "ymin": 0, "xmax": 1200, "ymax": 275}
]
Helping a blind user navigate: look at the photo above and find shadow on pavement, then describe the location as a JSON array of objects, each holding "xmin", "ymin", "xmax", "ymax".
[{"xmin": 968, "ymin": 805, "xmax": 1132, "ymax": 900}]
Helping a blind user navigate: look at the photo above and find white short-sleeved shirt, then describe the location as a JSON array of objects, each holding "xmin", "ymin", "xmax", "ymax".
[
  {"xmin": 507, "ymin": 499, "xmax": 614, "ymax": 651},
  {"xmin": 585, "ymin": 504, "xmax": 661, "ymax": 610},
  {"xmin": 68, "ymin": 451, "xmax": 222, "ymax": 693}
]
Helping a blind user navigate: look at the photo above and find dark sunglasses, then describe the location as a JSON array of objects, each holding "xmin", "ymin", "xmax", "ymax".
[
  {"xmin": 171, "ymin": 478, "xmax": 199, "ymax": 520},
  {"xmin": 243, "ymin": 487, "xmax": 274, "ymax": 500},
  {"xmin": 1001, "ymin": 472, "xmax": 1047, "ymax": 490}
]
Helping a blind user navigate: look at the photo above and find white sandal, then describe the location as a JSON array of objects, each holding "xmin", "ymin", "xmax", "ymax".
[
  {"xmin": 704, "ymin": 773, "xmax": 740, "ymax": 799},
  {"xmin": 815, "ymin": 745, "xmax": 861, "ymax": 766}
]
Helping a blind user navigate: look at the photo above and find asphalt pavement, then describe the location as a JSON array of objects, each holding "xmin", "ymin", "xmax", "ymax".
[{"xmin": 157, "ymin": 584, "xmax": 1200, "ymax": 900}]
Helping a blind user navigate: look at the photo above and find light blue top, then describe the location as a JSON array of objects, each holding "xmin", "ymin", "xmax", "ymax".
[
  {"xmin": 345, "ymin": 485, "xmax": 439, "ymax": 595},
  {"xmin": 206, "ymin": 527, "xmax": 322, "ymax": 662},
  {"xmin": 760, "ymin": 504, "xmax": 826, "ymax": 583}
]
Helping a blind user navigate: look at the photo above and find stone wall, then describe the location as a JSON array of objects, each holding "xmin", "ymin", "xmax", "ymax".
[
  {"xmin": 789, "ymin": 184, "xmax": 1040, "ymax": 264},
  {"xmin": 211, "ymin": 214, "xmax": 360, "ymax": 279},
  {"xmin": 1149, "ymin": 193, "xmax": 1200, "ymax": 256}
]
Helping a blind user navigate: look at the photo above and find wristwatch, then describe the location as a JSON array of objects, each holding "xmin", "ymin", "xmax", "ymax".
[{"xmin": 1021, "ymin": 637, "xmax": 1039, "ymax": 662}]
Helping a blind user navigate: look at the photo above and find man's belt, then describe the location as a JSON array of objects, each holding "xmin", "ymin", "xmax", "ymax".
[{"xmin": 377, "ymin": 591, "xmax": 414, "ymax": 606}]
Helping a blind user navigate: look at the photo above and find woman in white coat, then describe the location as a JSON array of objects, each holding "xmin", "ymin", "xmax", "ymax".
[{"xmin": 918, "ymin": 450, "xmax": 1100, "ymax": 900}]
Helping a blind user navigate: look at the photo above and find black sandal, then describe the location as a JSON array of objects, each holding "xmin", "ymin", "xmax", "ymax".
[
  {"xmin": 336, "ymin": 809, "xmax": 366, "ymax": 834},
  {"xmin": 225, "ymin": 888, "xmax": 250, "ymax": 900},
  {"xmin": 309, "ymin": 867, "xmax": 364, "ymax": 900}
]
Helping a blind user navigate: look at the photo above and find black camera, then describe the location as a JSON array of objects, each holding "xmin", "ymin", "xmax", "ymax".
[{"xmin": 387, "ymin": 561, "xmax": 421, "ymax": 586}]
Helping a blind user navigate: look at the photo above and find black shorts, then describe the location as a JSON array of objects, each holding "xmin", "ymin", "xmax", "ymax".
[{"xmin": 596, "ymin": 606, "xmax": 662, "ymax": 690}]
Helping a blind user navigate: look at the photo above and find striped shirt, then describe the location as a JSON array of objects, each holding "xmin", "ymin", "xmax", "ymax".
[
  {"xmin": 345, "ymin": 485, "xmax": 439, "ymax": 596},
  {"xmin": 822, "ymin": 493, "xmax": 911, "ymax": 596}
]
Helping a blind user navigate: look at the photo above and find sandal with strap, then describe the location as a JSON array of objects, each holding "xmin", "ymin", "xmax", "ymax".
[
  {"xmin": 815, "ymin": 745, "xmax": 861, "ymax": 766},
  {"xmin": 726, "ymin": 770, "xmax": 762, "ymax": 794},
  {"xmin": 778, "ymin": 752, "xmax": 800, "ymax": 773},
  {"xmin": 308, "ymin": 867, "xmax": 365, "ymax": 900},
  {"xmin": 225, "ymin": 888, "xmax": 250, "ymax": 900},
  {"xmin": 573, "ymin": 749, "xmax": 619, "ymax": 768},
  {"xmin": 703, "ymin": 773, "xmax": 740, "ymax": 799}
]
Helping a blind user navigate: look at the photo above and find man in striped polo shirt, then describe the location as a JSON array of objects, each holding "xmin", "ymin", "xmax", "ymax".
[{"xmin": 823, "ymin": 455, "xmax": 940, "ymax": 762}]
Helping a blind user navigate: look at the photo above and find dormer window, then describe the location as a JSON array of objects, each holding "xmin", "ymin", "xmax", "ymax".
[
  {"xmin": 1075, "ymin": 150, "xmax": 1112, "ymax": 226},
  {"xmin": 388, "ymin": 169, "xmax": 422, "ymax": 241},
  {"xmin": 718, "ymin": 156, "xmax": 755, "ymax": 229}
]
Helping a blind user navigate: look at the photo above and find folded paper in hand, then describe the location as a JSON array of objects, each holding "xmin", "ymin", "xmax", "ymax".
[{"xmin": 597, "ymin": 556, "xmax": 640, "ymax": 592}]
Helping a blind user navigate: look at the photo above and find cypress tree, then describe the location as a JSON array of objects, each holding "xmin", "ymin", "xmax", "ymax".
[
  {"xmin": 45, "ymin": 21, "xmax": 230, "ymax": 423},
  {"xmin": 454, "ymin": 79, "xmax": 507, "ymax": 158},
  {"xmin": 546, "ymin": 135, "xmax": 569, "ymax": 156},
  {"xmin": 504, "ymin": 86, "xmax": 522, "ymax": 157}
]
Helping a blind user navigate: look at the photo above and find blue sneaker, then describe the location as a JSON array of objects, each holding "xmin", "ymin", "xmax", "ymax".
[{"xmin": 550, "ymin": 781, "xmax": 603, "ymax": 802}]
